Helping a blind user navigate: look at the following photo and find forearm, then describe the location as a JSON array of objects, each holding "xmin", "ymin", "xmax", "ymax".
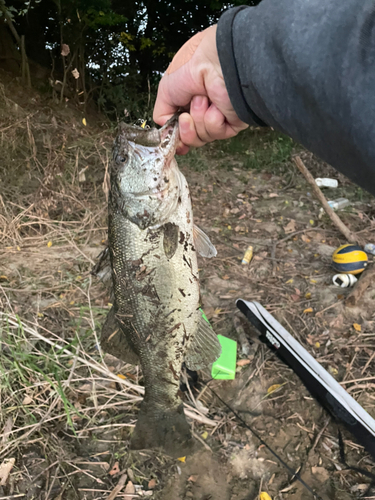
[{"xmin": 217, "ymin": 0, "xmax": 375, "ymax": 195}]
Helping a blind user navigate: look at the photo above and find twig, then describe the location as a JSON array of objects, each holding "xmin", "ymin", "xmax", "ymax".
[
  {"xmin": 361, "ymin": 351, "xmax": 375, "ymax": 375},
  {"xmin": 106, "ymin": 473, "xmax": 128, "ymax": 500},
  {"xmin": 192, "ymin": 431, "xmax": 213, "ymax": 452},
  {"xmin": 340, "ymin": 375, "xmax": 375, "ymax": 385},
  {"xmin": 345, "ymin": 265, "xmax": 375, "ymax": 307},
  {"xmin": 311, "ymin": 418, "xmax": 330, "ymax": 452},
  {"xmin": 293, "ymin": 156, "xmax": 361, "ymax": 244},
  {"xmin": 315, "ymin": 301, "xmax": 342, "ymax": 317}
]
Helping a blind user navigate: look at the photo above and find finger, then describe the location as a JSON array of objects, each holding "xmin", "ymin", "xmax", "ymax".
[
  {"xmin": 203, "ymin": 104, "xmax": 229, "ymax": 140},
  {"xmin": 179, "ymin": 113, "xmax": 206, "ymax": 148},
  {"xmin": 176, "ymin": 143, "xmax": 190, "ymax": 155},
  {"xmin": 189, "ymin": 95, "xmax": 213, "ymax": 143},
  {"xmin": 204, "ymin": 103, "xmax": 248, "ymax": 140},
  {"xmin": 153, "ymin": 79, "xmax": 178, "ymax": 126}
]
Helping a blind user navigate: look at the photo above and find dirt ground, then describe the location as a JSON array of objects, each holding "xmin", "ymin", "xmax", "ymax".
[{"xmin": 1, "ymin": 70, "xmax": 375, "ymax": 500}]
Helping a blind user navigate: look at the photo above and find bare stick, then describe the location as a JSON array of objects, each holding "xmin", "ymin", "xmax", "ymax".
[
  {"xmin": 106, "ymin": 473, "xmax": 127, "ymax": 500},
  {"xmin": 345, "ymin": 265, "xmax": 375, "ymax": 307},
  {"xmin": 293, "ymin": 156, "xmax": 361, "ymax": 244}
]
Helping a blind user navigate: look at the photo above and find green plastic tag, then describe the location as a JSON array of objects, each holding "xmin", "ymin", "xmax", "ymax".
[
  {"xmin": 211, "ymin": 335, "xmax": 237, "ymax": 380},
  {"xmin": 199, "ymin": 309, "xmax": 237, "ymax": 380}
]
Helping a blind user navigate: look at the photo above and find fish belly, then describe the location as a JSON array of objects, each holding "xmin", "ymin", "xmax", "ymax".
[{"xmin": 109, "ymin": 197, "xmax": 199, "ymax": 455}]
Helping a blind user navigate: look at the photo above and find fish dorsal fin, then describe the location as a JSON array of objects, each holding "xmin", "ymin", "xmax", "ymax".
[
  {"xmin": 101, "ymin": 307, "xmax": 139, "ymax": 365},
  {"xmin": 184, "ymin": 313, "xmax": 222, "ymax": 371},
  {"xmin": 193, "ymin": 225, "xmax": 217, "ymax": 258}
]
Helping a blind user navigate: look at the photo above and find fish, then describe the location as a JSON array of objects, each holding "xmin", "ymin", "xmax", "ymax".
[{"xmin": 100, "ymin": 116, "xmax": 221, "ymax": 456}]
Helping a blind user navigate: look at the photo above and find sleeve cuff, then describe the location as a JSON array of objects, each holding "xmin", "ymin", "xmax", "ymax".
[{"xmin": 217, "ymin": 6, "xmax": 267, "ymax": 127}]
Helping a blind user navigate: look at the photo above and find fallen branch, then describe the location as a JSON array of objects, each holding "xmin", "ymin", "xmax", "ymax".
[
  {"xmin": 293, "ymin": 156, "xmax": 362, "ymax": 245},
  {"xmin": 345, "ymin": 265, "xmax": 375, "ymax": 307}
]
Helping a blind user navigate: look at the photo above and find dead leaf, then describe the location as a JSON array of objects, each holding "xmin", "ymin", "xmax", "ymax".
[
  {"xmin": 311, "ymin": 466, "xmax": 330, "ymax": 483},
  {"xmin": 268, "ymin": 193, "xmax": 278, "ymax": 198},
  {"xmin": 303, "ymin": 307, "xmax": 313, "ymax": 314},
  {"xmin": 301, "ymin": 235, "xmax": 311, "ymax": 243},
  {"xmin": 222, "ymin": 275, "xmax": 230, "ymax": 280},
  {"xmin": 259, "ymin": 493, "xmax": 272, "ymax": 500},
  {"xmin": 188, "ymin": 475, "xmax": 198, "ymax": 482},
  {"xmin": 238, "ymin": 213, "xmax": 246, "ymax": 220},
  {"xmin": 283, "ymin": 220, "xmax": 296, "ymax": 234},
  {"xmin": 109, "ymin": 461, "xmax": 120, "ymax": 476},
  {"xmin": 237, "ymin": 359, "xmax": 251, "ymax": 367},
  {"xmin": 267, "ymin": 384, "xmax": 281, "ymax": 394},
  {"xmin": 353, "ymin": 323, "xmax": 362, "ymax": 332},
  {"xmin": 61, "ymin": 44, "xmax": 70, "ymax": 56},
  {"xmin": 71, "ymin": 68, "xmax": 80, "ymax": 79},
  {"xmin": 177, "ymin": 457, "xmax": 186, "ymax": 463},
  {"xmin": 124, "ymin": 481, "xmax": 136, "ymax": 495},
  {"xmin": 22, "ymin": 395, "xmax": 33, "ymax": 405},
  {"xmin": 148, "ymin": 478, "xmax": 156, "ymax": 489},
  {"xmin": 329, "ymin": 366, "xmax": 338, "ymax": 375},
  {"xmin": 351, "ymin": 484, "xmax": 369, "ymax": 493},
  {"xmin": 1, "ymin": 418, "xmax": 13, "ymax": 445},
  {"xmin": 291, "ymin": 294, "xmax": 300, "ymax": 302},
  {"xmin": 0, "ymin": 458, "xmax": 15, "ymax": 485}
]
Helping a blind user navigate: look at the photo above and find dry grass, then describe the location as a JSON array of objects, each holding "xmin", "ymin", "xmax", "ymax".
[
  {"xmin": 0, "ymin": 82, "xmax": 225, "ymax": 498},
  {"xmin": 1, "ymin": 76, "xmax": 375, "ymax": 499}
]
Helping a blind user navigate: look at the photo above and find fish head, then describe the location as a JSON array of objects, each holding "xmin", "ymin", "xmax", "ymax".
[{"xmin": 110, "ymin": 117, "xmax": 181, "ymax": 229}]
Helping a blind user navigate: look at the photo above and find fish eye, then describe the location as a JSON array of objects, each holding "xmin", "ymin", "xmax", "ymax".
[{"xmin": 116, "ymin": 153, "xmax": 128, "ymax": 164}]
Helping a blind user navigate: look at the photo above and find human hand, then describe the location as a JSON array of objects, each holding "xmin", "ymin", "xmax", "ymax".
[{"xmin": 153, "ymin": 25, "xmax": 248, "ymax": 154}]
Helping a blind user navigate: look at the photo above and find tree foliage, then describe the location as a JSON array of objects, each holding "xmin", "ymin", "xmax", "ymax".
[{"xmin": 1, "ymin": 0, "xmax": 262, "ymax": 119}]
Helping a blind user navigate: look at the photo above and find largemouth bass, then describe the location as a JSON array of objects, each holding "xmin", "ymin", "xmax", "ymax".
[{"xmin": 101, "ymin": 116, "xmax": 221, "ymax": 456}]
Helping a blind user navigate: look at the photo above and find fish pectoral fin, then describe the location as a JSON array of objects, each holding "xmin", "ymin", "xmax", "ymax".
[
  {"xmin": 193, "ymin": 225, "xmax": 217, "ymax": 258},
  {"xmin": 91, "ymin": 246, "xmax": 112, "ymax": 284},
  {"xmin": 184, "ymin": 315, "xmax": 222, "ymax": 371},
  {"xmin": 163, "ymin": 222, "xmax": 179, "ymax": 259},
  {"xmin": 101, "ymin": 308, "xmax": 139, "ymax": 365}
]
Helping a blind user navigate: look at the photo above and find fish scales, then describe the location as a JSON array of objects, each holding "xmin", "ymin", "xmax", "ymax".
[{"xmin": 103, "ymin": 116, "xmax": 221, "ymax": 456}]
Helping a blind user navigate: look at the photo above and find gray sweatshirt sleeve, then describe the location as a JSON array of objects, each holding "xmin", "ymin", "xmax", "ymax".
[{"xmin": 217, "ymin": 1, "xmax": 375, "ymax": 195}]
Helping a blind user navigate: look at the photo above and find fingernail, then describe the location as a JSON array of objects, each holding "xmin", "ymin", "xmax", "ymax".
[{"xmin": 193, "ymin": 96, "xmax": 204, "ymax": 109}]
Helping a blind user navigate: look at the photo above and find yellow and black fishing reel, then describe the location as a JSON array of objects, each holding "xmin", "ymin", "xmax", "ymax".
[{"xmin": 332, "ymin": 244, "xmax": 368, "ymax": 275}]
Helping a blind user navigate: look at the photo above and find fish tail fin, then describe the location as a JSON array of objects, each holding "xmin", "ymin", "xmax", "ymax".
[{"xmin": 130, "ymin": 400, "xmax": 195, "ymax": 457}]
